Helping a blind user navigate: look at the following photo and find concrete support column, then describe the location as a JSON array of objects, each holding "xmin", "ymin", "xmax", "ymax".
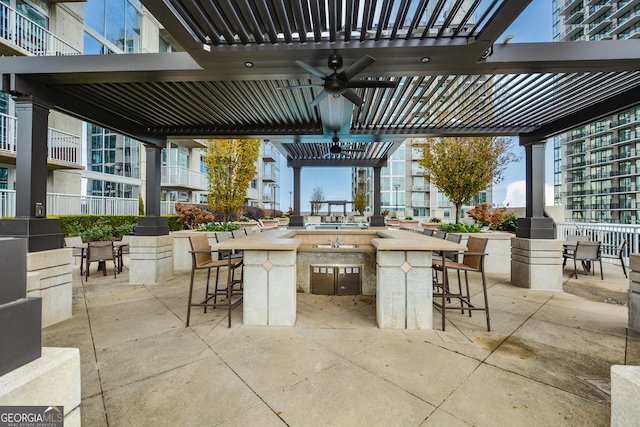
[
  {"xmin": 511, "ymin": 237, "xmax": 563, "ymax": 290},
  {"xmin": 370, "ymin": 166, "xmax": 385, "ymax": 227},
  {"xmin": 129, "ymin": 235, "xmax": 174, "ymax": 285},
  {"xmin": 376, "ymin": 249, "xmax": 432, "ymax": 329},
  {"xmin": 611, "ymin": 366, "xmax": 640, "ymax": 427},
  {"xmin": 516, "ymin": 139, "xmax": 555, "ymax": 239},
  {"xmin": 628, "ymin": 254, "xmax": 640, "ymax": 332},
  {"xmin": 136, "ymin": 143, "xmax": 169, "ymax": 236},
  {"xmin": 0, "ymin": 97, "xmax": 63, "ymax": 252},
  {"xmin": 243, "ymin": 249, "xmax": 297, "ymax": 326},
  {"xmin": 289, "ymin": 166, "xmax": 304, "ymax": 227}
]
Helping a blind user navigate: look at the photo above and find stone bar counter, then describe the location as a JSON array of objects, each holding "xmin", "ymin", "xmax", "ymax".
[{"xmin": 212, "ymin": 229, "xmax": 464, "ymax": 329}]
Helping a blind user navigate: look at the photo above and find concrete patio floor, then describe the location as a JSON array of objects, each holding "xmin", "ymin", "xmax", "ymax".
[{"xmin": 43, "ymin": 256, "xmax": 640, "ymax": 426}]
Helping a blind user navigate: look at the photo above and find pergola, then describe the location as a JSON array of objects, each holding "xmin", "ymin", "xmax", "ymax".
[{"xmin": 2, "ymin": 0, "xmax": 640, "ymax": 250}]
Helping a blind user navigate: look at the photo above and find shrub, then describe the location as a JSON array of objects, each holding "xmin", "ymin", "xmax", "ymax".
[
  {"xmin": 438, "ymin": 223, "xmax": 484, "ymax": 233},
  {"xmin": 138, "ymin": 193, "xmax": 145, "ymax": 216},
  {"xmin": 403, "ymin": 216, "xmax": 413, "ymax": 220},
  {"xmin": 497, "ymin": 213, "xmax": 518, "ymax": 232},
  {"xmin": 466, "ymin": 203, "xmax": 506, "ymax": 230},
  {"xmin": 430, "ymin": 217, "xmax": 442, "ymax": 223},
  {"xmin": 197, "ymin": 222, "xmax": 241, "ymax": 232},
  {"xmin": 242, "ymin": 205, "xmax": 264, "ymax": 221},
  {"xmin": 175, "ymin": 203, "xmax": 214, "ymax": 229}
]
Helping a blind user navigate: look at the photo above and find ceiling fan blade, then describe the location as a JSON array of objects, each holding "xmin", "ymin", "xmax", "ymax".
[
  {"xmin": 347, "ymin": 80, "xmax": 398, "ymax": 89},
  {"xmin": 308, "ymin": 91, "xmax": 329, "ymax": 108},
  {"xmin": 339, "ymin": 55, "xmax": 375, "ymax": 81},
  {"xmin": 295, "ymin": 60, "xmax": 327, "ymax": 79},
  {"xmin": 342, "ymin": 89, "xmax": 364, "ymax": 106},
  {"xmin": 277, "ymin": 84, "xmax": 324, "ymax": 90}
]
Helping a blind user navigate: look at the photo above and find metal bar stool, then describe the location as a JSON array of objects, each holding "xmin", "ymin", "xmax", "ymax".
[{"xmin": 187, "ymin": 234, "xmax": 243, "ymax": 328}]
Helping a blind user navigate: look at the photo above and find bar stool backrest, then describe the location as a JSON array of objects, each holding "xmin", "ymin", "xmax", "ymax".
[
  {"xmin": 189, "ymin": 234, "xmax": 212, "ymax": 268},
  {"xmin": 462, "ymin": 236, "xmax": 488, "ymax": 270}
]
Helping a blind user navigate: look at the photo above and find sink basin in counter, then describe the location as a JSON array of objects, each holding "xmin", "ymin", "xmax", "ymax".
[{"xmin": 313, "ymin": 244, "xmax": 359, "ymax": 249}]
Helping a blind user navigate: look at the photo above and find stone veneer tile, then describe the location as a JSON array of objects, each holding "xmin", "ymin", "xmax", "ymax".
[
  {"xmin": 244, "ymin": 250, "xmax": 268, "ymax": 265},
  {"xmin": 268, "ymin": 250, "xmax": 295, "ymax": 265},
  {"xmin": 243, "ymin": 266, "xmax": 268, "ymax": 325},
  {"xmin": 377, "ymin": 250, "xmax": 405, "ymax": 267}
]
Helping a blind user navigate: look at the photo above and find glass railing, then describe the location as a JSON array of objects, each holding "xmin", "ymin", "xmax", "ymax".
[
  {"xmin": 0, "ymin": 3, "xmax": 80, "ymax": 56},
  {"xmin": 161, "ymin": 166, "xmax": 208, "ymax": 190}
]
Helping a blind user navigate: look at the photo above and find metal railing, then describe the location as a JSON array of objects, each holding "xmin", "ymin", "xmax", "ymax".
[
  {"xmin": 0, "ymin": 113, "xmax": 16, "ymax": 153},
  {"xmin": 161, "ymin": 166, "xmax": 207, "ymax": 190},
  {"xmin": 48, "ymin": 128, "xmax": 81, "ymax": 164},
  {"xmin": 557, "ymin": 221, "xmax": 640, "ymax": 267},
  {"xmin": 1, "ymin": 116, "xmax": 81, "ymax": 165},
  {"xmin": 0, "ymin": 3, "xmax": 80, "ymax": 56}
]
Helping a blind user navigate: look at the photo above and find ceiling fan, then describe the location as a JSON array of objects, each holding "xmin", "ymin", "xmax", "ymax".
[
  {"xmin": 279, "ymin": 53, "xmax": 398, "ymax": 107},
  {"xmin": 324, "ymin": 134, "xmax": 366, "ymax": 156}
]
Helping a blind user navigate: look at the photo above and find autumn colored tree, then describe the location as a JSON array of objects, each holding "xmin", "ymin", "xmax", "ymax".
[
  {"xmin": 205, "ymin": 139, "xmax": 261, "ymax": 222},
  {"xmin": 414, "ymin": 136, "xmax": 520, "ymax": 224},
  {"xmin": 353, "ymin": 188, "xmax": 368, "ymax": 215}
]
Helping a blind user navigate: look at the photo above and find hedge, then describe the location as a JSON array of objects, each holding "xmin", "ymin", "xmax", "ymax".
[{"xmin": 52, "ymin": 214, "xmax": 182, "ymax": 241}]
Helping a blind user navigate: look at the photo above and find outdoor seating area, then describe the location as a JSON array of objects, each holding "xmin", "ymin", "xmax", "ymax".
[{"xmin": 40, "ymin": 248, "xmax": 639, "ymax": 426}]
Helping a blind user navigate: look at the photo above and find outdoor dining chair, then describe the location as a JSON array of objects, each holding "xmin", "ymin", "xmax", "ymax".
[
  {"xmin": 432, "ymin": 236, "xmax": 490, "ymax": 332},
  {"xmin": 64, "ymin": 236, "xmax": 86, "ymax": 274},
  {"xmin": 601, "ymin": 239, "xmax": 627, "ymax": 278},
  {"xmin": 85, "ymin": 241, "xmax": 117, "ymax": 281},
  {"xmin": 563, "ymin": 241, "xmax": 603, "ymax": 279},
  {"xmin": 186, "ymin": 234, "xmax": 243, "ymax": 328}
]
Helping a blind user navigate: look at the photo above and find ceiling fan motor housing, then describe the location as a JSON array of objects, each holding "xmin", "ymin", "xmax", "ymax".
[{"xmin": 328, "ymin": 53, "xmax": 342, "ymax": 70}]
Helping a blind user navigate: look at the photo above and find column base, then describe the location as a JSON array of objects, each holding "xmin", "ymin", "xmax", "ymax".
[
  {"xmin": 516, "ymin": 217, "xmax": 556, "ymax": 239},
  {"xmin": 0, "ymin": 218, "xmax": 63, "ymax": 252},
  {"xmin": 629, "ymin": 255, "xmax": 640, "ymax": 332},
  {"xmin": 0, "ymin": 297, "xmax": 42, "ymax": 376},
  {"xmin": 129, "ymin": 235, "xmax": 174, "ymax": 285},
  {"xmin": 369, "ymin": 215, "xmax": 385, "ymax": 227},
  {"xmin": 511, "ymin": 237, "xmax": 563, "ymax": 290},
  {"xmin": 135, "ymin": 216, "xmax": 169, "ymax": 236},
  {"xmin": 288, "ymin": 215, "xmax": 304, "ymax": 227},
  {"xmin": 0, "ymin": 347, "xmax": 81, "ymax": 427}
]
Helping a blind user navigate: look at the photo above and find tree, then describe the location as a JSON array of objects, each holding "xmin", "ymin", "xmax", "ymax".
[
  {"xmin": 414, "ymin": 136, "xmax": 520, "ymax": 224},
  {"xmin": 310, "ymin": 186, "xmax": 324, "ymax": 215},
  {"xmin": 353, "ymin": 188, "xmax": 368, "ymax": 215},
  {"xmin": 205, "ymin": 139, "xmax": 261, "ymax": 222}
]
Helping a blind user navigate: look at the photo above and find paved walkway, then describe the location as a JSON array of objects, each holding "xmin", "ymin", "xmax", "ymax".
[{"xmin": 43, "ymin": 258, "xmax": 639, "ymax": 426}]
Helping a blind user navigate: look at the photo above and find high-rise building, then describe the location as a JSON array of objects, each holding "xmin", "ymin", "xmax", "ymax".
[
  {"xmin": 0, "ymin": 1, "xmax": 281, "ymax": 216},
  {"xmin": 353, "ymin": 139, "xmax": 491, "ymax": 222},
  {"xmin": 553, "ymin": 0, "xmax": 640, "ymax": 224}
]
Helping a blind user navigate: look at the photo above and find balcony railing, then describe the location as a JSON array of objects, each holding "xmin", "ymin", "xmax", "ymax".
[
  {"xmin": 1, "ymin": 115, "xmax": 82, "ymax": 165},
  {"xmin": 0, "ymin": 113, "xmax": 16, "ymax": 153},
  {"xmin": 0, "ymin": 190, "xmax": 178, "ymax": 217},
  {"xmin": 48, "ymin": 128, "xmax": 81, "ymax": 165},
  {"xmin": 161, "ymin": 166, "xmax": 207, "ymax": 190},
  {"xmin": 0, "ymin": 3, "xmax": 80, "ymax": 56}
]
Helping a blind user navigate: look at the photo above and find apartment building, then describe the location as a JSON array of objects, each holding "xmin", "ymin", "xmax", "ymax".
[
  {"xmin": 553, "ymin": 0, "xmax": 640, "ymax": 223},
  {"xmin": 353, "ymin": 139, "xmax": 491, "ymax": 222},
  {"xmin": 0, "ymin": 0, "xmax": 280, "ymax": 216}
]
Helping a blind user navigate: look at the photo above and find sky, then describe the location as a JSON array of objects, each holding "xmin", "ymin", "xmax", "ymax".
[{"xmin": 278, "ymin": 1, "xmax": 553, "ymax": 212}]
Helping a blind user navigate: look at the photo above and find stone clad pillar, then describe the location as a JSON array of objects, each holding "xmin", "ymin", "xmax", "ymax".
[
  {"xmin": 129, "ymin": 142, "xmax": 173, "ymax": 285},
  {"xmin": 511, "ymin": 137, "xmax": 562, "ymax": 290}
]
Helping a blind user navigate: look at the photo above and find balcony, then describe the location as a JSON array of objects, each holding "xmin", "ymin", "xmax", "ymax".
[
  {"xmin": 0, "ymin": 3, "xmax": 80, "ymax": 56},
  {"xmin": 262, "ymin": 144, "xmax": 277, "ymax": 162},
  {"xmin": 411, "ymin": 200, "xmax": 429, "ymax": 208},
  {"xmin": 161, "ymin": 166, "xmax": 207, "ymax": 190},
  {"xmin": 262, "ymin": 171, "xmax": 276, "ymax": 182},
  {"xmin": 1, "ymin": 113, "xmax": 82, "ymax": 166}
]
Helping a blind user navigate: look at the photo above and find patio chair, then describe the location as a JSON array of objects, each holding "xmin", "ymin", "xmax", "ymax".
[
  {"xmin": 432, "ymin": 236, "xmax": 490, "ymax": 332},
  {"xmin": 600, "ymin": 239, "xmax": 627, "ymax": 278},
  {"xmin": 434, "ymin": 230, "xmax": 446, "ymax": 239},
  {"xmin": 115, "ymin": 234, "xmax": 130, "ymax": 273},
  {"xmin": 187, "ymin": 234, "xmax": 243, "ymax": 328},
  {"xmin": 563, "ymin": 241, "xmax": 603, "ymax": 279},
  {"xmin": 422, "ymin": 228, "xmax": 434, "ymax": 236},
  {"xmin": 85, "ymin": 241, "xmax": 117, "ymax": 281},
  {"xmin": 432, "ymin": 233, "xmax": 462, "ymax": 289},
  {"xmin": 64, "ymin": 236, "xmax": 86, "ymax": 274},
  {"xmin": 215, "ymin": 232, "xmax": 243, "ymax": 260}
]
